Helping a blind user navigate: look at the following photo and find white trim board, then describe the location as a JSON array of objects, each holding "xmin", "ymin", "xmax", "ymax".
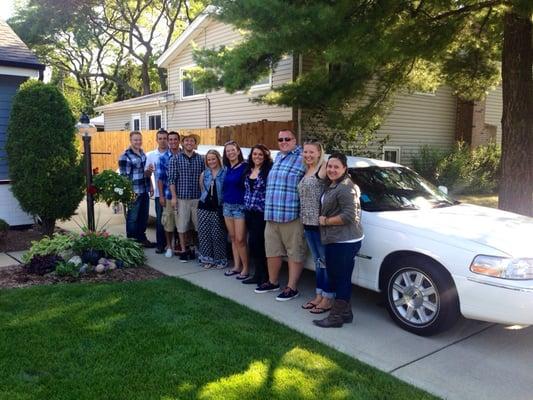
[{"xmin": 0, "ymin": 65, "xmax": 40, "ymax": 78}]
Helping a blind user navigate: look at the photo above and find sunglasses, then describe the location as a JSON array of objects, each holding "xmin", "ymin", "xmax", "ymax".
[{"xmin": 278, "ymin": 137, "xmax": 293, "ymax": 142}]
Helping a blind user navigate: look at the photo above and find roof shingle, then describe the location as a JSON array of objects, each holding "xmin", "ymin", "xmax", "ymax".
[{"xmin": 0, "ymin": 19, "xmax": 45, "ymax": 70}]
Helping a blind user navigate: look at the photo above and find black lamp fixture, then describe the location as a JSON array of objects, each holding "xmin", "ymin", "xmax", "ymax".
[{"xmin": 77, "ymin": 112, "xmax": 96, "ymax": 231}]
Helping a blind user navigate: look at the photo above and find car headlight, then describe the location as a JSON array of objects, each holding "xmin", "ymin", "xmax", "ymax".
[{"xmin": 470, "ymin": 255, "xmax": 533, "ymax": 280}]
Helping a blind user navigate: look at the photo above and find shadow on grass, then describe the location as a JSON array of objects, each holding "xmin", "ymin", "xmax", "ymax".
[{"xmin": 0, "ymin": 278, "xmax": 437, "ymax": 400}]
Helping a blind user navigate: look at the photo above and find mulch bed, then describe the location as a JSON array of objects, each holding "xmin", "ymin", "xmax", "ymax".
[
  {"xmin": 0, "ymin": 265, "xmax": 165, "ymax": 289},
  {"xmin": 0, "ymin": 226, "xmax": 44, "ymax": 252}
]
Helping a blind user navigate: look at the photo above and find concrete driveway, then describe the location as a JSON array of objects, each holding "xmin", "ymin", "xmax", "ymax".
[{"xmin": 59, "ymin": 203, "xmax": 533, "ymax": 400}]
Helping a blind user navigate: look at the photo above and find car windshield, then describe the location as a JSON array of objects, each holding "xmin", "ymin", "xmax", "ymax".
[{"xmin": 348, "ymin": 166, "xmax": 457, "ymax": 212}]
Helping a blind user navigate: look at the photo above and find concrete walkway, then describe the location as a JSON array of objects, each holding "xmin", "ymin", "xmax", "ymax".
[{"xmin": 57, "ymin": 202, "xmax": 533, "ymax": 400}]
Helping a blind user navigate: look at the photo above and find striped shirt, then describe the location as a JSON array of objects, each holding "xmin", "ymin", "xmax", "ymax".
[
  {"xmin": 168, "ymin": 151, "xmax": 204, "ymax": 199},
  {"xmin": 264, "ymin": 146, "xmax": 305, "ymax": 222},
  {"xmin": 118, "ymin": 148, "xmax": 150, "ymax": 195}
]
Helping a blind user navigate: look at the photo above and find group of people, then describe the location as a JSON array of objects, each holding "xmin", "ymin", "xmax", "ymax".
[{"xmin": 118, "ymin": 128, "xmax": 363, "ymax": 328}]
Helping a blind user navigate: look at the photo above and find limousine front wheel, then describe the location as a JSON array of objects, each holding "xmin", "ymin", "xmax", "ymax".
[{"xmin": 384, "ymin": 256, "xmax": 459, "ymax": 336}]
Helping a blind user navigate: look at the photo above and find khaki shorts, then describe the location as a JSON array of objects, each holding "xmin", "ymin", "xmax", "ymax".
[
  {"xmin": 162, "ymin": 201, "xmax": 179, "ymax": 233},
  {"xmin": 177, "ymin": 199, "xmax": 198, "ymax": 233},
  {"xmin": 265, "ymin": 219, "xmax": 307, "ymax": 262}
]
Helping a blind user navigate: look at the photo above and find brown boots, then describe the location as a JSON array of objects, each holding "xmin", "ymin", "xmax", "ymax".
[{"xmin": 312, "ymin": 299, "xmax": 353, "ymax": 328}]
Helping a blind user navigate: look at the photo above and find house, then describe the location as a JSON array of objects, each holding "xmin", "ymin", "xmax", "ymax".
[
  {"xmin": 0, "ymin": 19, "xmax": 46, "ymax": 226},
  {"xmin": 96, "ymin": 9, "xmax": 503, "ymax": 166}
]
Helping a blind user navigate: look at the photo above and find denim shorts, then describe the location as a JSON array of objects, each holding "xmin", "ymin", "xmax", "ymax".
[{"xmin": 223, "ymin": 203, "xmax": 245, "ymax": 219}]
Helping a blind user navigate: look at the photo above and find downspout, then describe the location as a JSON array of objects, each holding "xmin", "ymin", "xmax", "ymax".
[
  {"xmin": 205, "ymin": 97, "xmax": 211, "ymax": 128},
  {"xmin": 297, "ymin": 53, "xmax": 303, "ymax": 143}
]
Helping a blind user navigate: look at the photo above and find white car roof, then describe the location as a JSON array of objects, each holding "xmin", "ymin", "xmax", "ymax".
[{"xmin": 195, "ymin": 145, "xmax": 401, "ymax": 168}]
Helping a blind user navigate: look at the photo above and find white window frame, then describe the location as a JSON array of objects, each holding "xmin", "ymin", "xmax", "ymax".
[
  {"xmin": 179, "ymin": 65, "xmax": 206, "ymax": 101},
  {"xmin": 131, "ymin": 113, "xmax": 141, "ymax": 131},
  {"xmin": 146, "ymin": 110, "xmax": 163, "ymax": 130},
  {"xmin": 382, "ymin": 146, "xmax": 401, "ymax": 163},
  {"xmin": 250, "ymin": 72, "xmax": 273, "ymax": 91}
]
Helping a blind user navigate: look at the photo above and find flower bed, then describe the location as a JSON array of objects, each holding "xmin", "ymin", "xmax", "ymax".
[{"xmin": 21, "ymin": 229, "xmax": 146, "ymax": 279}]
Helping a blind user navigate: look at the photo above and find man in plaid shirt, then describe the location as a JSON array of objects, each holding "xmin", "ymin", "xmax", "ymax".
[
  {"xmin": 118, "ymin": 131, "xmax": 154, "ymax": 247},
  {"xmin": 255, "ymin": 129, "xmax": 306, "ymax": 301},
  {"xmin": 168, "ymin": 133, "xmax": 204, "ymax": 261}
]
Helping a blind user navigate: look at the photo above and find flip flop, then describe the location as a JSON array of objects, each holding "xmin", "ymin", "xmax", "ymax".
[
  {"xmin": 236, "ymin": 274, "xmax": 249, "ymax": 280},
  {"xmin": 309, "ymin": 306, "xmax": 332, "ymax": 314},
  {"xmin": 301, "ymin": 301, "xmax": 320, "ymax": 310},
  {"xmin": 224, "ymin": 269, "xmax": 240, "ymax": 276}
]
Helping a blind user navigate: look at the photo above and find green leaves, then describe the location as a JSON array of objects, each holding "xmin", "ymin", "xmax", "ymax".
[{"xmin": 92, "ymin": 170, "xmax": 135, "ymax": 207}]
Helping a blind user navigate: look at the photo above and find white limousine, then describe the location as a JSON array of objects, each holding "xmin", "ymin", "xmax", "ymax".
[{"xmin": 157, "ymin": 145, "xmax": 533, "ymax": 336}]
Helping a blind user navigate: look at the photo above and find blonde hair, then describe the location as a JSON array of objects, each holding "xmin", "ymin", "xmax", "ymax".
[
  {"xmin": 205, "ymin": 149, "xmax": 222, "ymax": 169},
  {"xmin": 303, "ymin": 141, "xmax": 325, "ymax": 170}
]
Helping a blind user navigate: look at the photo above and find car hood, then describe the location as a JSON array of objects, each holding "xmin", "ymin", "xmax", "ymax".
[{"xmin": 369, "ymin": 204, "xmax": 533, "ymax": 257}]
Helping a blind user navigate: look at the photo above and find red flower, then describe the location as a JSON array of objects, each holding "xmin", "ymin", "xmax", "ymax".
[
  {"xmin": 87, "ymin": 185, "xmax": 98, "ymax": 195},
  {"xmin": 92, "ymin": 167, "xmax": 99, "ymax": 175}
]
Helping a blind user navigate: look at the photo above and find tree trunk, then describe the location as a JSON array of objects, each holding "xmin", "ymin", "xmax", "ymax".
[
  {"xmin": 41, "ymin": 218, "xmax": 56, "ymax": 236},
  {"xmin": 158, "ymin": 67, "xmax": 168, "ymax": 91},
  {"xmin": 141, "ymin": 62, "xmax": 151, "ymax": 95},
  {"xmin": 498, "ymin": 12, "xmax": 533, "ymax": 216}
]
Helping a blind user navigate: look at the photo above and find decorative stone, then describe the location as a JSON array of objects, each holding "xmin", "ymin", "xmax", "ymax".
[
  {"xmin": 69, "ymin": 256, "xmax": 82, "ymax": 266},
  {"xmin": 79, "ymin": 264, "xmax": 88, "ymax": 274},
  {"xmin": 108, "ymin": 262, "xmax": 116, "ymax": 270},
  {"xmin": 95, "ymin": 264, "xmax": 105, "ymax": 273},
  {"xmin": 98, "ymin": 257, "xmax": 108, "ymax": 265}
]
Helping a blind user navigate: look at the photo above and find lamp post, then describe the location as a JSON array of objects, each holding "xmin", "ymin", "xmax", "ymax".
[{"xmin": 76, "ymin": 113, "xmax": 96, "ymax": 231}]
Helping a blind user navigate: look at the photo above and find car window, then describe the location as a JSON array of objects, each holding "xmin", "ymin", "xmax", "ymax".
[{"xmin": 348, "ymin": 166, "xmax": 456, "ymax": 212}]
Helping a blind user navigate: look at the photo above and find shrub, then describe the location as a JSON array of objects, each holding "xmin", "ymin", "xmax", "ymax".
[
  {"xmin": 0, "ymin": 219, "xmax": 8, "ymax": 232},
  {"xmin": 72, "ymin": 230, "xmax": 112, "ymax": 255},
  {"xmin": 5, "ymin": 81, "xmax": 84, "ymax": 235},
  {"xmin": 25, "ymin": 254, "xmax": 63, "ymax": 275},
  {"xmin": 411, "ymin": 145, "xmax": 450, "ymax": 184},
  {"xmin": 435, "ymin": 142, "xmax": 472, "ymax": 191}
]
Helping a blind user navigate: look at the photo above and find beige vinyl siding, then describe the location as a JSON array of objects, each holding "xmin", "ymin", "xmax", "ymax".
[
  {"xmin": 374, "ymin": 87, "xmax": 457, "ymax": 165},
  {"xmin": 165, "ymin": 19, "xmax": 293, "ymax": 129},
  {"xmin": 484, "ymin": 86, "xmax": 503, "ymax": 144},
  {"xmin": 103, "ymin": 106, "xmax": 165, "ymax": 131}
]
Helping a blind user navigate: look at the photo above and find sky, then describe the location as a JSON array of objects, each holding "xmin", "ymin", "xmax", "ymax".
[{"xmin": 0, "ymin": 0, "xmax": 16, "ymax": 21}]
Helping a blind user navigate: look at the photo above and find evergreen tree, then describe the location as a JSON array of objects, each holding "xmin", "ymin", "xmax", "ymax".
[
  {"xmin": 6, "ymin": 81, "xmax": 84, "ymax": 235},
  {"xmin": 194, "ymin": 1, "xmax": 532, "ymax": 216}
]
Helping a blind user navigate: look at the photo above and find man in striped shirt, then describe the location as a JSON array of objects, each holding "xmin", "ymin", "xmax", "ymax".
[{"xmin": 255, "ymin": 129, "xmax": 307, "ymax": 301}]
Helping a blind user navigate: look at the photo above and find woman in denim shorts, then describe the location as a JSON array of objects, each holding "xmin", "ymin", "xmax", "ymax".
[{"xmin": 222, "ymin": 141, "xmax": 249, "ymax": 279}]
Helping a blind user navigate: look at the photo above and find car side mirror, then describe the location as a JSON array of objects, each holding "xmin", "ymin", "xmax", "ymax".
[{"xmin": 438, "ymin": 185, "xmax": 448, "ymax": 195}]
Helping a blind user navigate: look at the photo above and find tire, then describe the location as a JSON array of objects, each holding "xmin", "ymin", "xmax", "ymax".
[{"xmin": 384, "ymin": 255, "xmax": 459, "ymax": 336}]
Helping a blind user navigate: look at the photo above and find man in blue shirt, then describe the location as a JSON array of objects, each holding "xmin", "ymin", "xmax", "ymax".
[
  {"xmin": 157, "ymin": 131, "xmax": 181, "ymax": 258},
  {"xmin": 255, "ymin": 129, "xmax": 306, "ymax": 301},
  {"xmin": 118, "ymin": 131, "xmax": 154, "ymax": 247}
]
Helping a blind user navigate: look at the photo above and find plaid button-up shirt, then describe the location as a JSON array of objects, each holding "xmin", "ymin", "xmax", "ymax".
[
  {"xmin": 244, "ymin": 173, "xmax": 268, "ymax": 212},
  {"xmin": 118, "ymin": 148, "xmax": 150, "ymax": 195},
  {"xmin": 168, "ymin": 151, "xmax": 204, "ymax": 199},
  {"xmin": 157, "ymin": 150, "xmax": 179, "ymax": 200},
  {"xmin": 264, "ymin": 146, "xmax": 305, "ymax": 222}
]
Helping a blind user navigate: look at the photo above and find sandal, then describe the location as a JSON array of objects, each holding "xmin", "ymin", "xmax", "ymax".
[
  {"xmin": 236, "ymin": 274, "xmax": 249, "ymax": 280},
  {"xmin": 224, "ymin": 269, "xmax": 240, "ymax": 276},
  {"xmin": 215, "ymin": 264, "xmax": 228, "ymax": 270},
  {"xmin": 202, "ymin": 263, "xmax": 213, "ymax": 269},
  {"xmin": 309, "ymin": 306, "xmax": 332, "ymax": 314},
  {"xmin": 301, "ymin": 301, "xmax": 320, "ymax": 310}
]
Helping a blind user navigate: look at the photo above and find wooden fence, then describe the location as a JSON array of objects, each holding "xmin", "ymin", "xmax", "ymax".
[{"xmin": 82, "ymin": 120, "xmax": 292, "ymax": 172}]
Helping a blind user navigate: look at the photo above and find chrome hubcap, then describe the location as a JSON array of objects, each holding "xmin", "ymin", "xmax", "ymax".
[{"xmin": 391, "ymin": 270, "xmax": 439, "ymax": 325}]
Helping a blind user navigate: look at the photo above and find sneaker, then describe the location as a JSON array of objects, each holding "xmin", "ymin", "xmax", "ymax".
[
  {"xmin": 179, "ymin": 251, "xmax": 189, "ymax": 262},
  {"xmin": 187, "ymin": 248, "xmax": 196, "ymax": 260},
  {"xmin": 254, "ymin": 282, "xmax": 280, "ymax": 294},
  {"xmin": 165, "ymin": 248, "xmax": 173, "ymax": 258},
  {"xmin": 155, "ymin": 247, "xmax": 165, "ymax": 254},
  {"xmin": 276, "ymin": 287, "xmax": 300, "ymax": 301}
]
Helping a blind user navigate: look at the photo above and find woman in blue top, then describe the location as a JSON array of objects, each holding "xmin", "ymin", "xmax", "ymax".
[
  {"xmin": 197, "ymin": 150, "xmax": 227, "ymax": 269},
  {"xmin": 222, "ymin": 141, "xmax": 249, "ymax": 279}
]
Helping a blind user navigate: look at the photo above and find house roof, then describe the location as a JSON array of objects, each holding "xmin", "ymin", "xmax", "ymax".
[
  {"xmin": 0, "ymin": 19, "xmax": 45, "ymax": 71},
  {"xmin": 157, "ymin": 6, "xmax": 216, "ymax": 69},
  {"xmin": 95, "ymin": 91, "xmax": 168, "ymax": 112}
]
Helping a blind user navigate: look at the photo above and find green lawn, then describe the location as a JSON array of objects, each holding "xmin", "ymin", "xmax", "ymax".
[{"xmin": 0, "ymin": 278, "xmax": 437, "ymax": 400}]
